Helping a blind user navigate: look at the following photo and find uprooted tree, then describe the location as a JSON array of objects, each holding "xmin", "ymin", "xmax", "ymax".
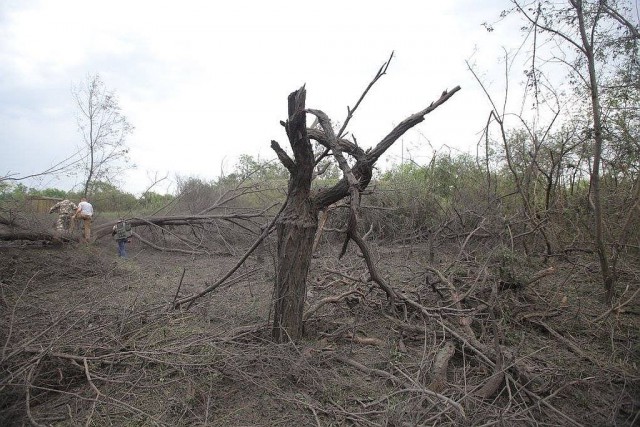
[{"xmin": 269, "ymin": 57, "xmax": 460, "ymax": 342}]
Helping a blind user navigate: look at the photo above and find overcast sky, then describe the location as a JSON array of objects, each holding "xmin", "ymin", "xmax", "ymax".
[{"xmin": 1, "ymin": 0, "xmax": 526, "ymax": 195}]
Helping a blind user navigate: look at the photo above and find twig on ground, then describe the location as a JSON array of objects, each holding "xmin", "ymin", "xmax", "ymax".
[
  {"xmin": 524, "ymin": 266, "xmax": 556, "ymax": 286},
  {"xmin": 171, "ymin": 267, "xmax": 187, "ymax": 309},
  {"xmin": 593, "ymin": 285, "xmax": 640, "ymax": 322},
  {"xmin": 26, "ymin": 361, "xmax": 46, "ymax": 427},
  {"xmin": 2, "ymin": 270, "xmax": 40, "ymax": 361},
  {"xmin": 304, "ymin": 289, "xmax": 364, "ymax": 320},
  {"xmin": 427, "ymin": 341, "xmax": 455, "ymax": 392},
  {"xmin": 336, "ymin": 354, "xmax": 466, "ymax": 419},
  {"xmin": 474, "ymin": 281, "xmax": 505, "ymax": 399},
  {"xmin": 525, "ymin": 318, "xmax": 600, "ymax": 366},
  {"xmin": 133, "ymin": 232, "xmax": 207, "ymax": 255}
]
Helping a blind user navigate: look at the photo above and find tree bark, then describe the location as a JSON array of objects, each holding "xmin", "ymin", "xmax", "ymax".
[{"xmin": 272, "ymin": 205, "xmax": 317, "ymax": 341}]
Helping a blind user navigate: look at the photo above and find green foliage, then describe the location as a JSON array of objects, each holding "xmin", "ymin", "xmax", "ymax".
[
  {"xmin": 361, "ymin": 153, "xmax": 487, "ymax": 240},
  {"xmin": 139, "ymin": 191, "xmax": 174, "ymax": 213},
  {"xmin": 313, "ymin": 159, "xmax": 342, "ymax": 185},
  {"xmin": 381, "ymin": 153, "xmax": 485, "ymax": 201},
  {"xmin": 237, "ymin": 154, "xmax": 288, "ymax": 181},
  {"xmin": 216, "ymin": 155, "xmax": 288, "ymax": 186},
  {"xmin": 493, "ymin": 246, "xmax": 532, "ymax": 288},
  {"xmin": 37, "ymin": 188, "xmax": 68, "ymax": 198},
  {"xmin": 602, "ymin": 77, "xmax": 640, "ymax": 180},
  {"xmin": 0, "ymin": 183, "xmax": 29, "ymax": 201},
  {"xmin": 0, "ymin": 183, "xmax": 68, "ymax": 203},
  {"xmin": 0, "ymin": 180, "xmax": 175, "ymax": 218}
]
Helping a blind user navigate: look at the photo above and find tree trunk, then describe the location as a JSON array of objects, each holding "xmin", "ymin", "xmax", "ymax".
[
  {"xmin": 573, "ymin": 0, "xmax": 615, "ymax": 302},
  {"xmin": 272, "ymin": 203, "xmax": 318, "ymax": 341},
  {"xmin": 271, "ymin": 87, "xmax": 316, "ymax": 342}
]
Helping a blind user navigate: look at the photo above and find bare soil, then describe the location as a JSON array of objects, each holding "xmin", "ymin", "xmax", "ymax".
[{"xmin": 0, "ymin": 236, "xmax": 638, "ymax": 426}]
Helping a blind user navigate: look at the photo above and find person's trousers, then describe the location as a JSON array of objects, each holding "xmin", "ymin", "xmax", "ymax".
[
  {"xmin": 77, "ymin": 214, "xmax": 92, "ymax": 241},
  {"xmin": 55, "ymin": 215, "xmax": 73, "ymax": 232},
  {"xmin": 117, "ymin": 239, "xmax": 127, "ymax": 257}
]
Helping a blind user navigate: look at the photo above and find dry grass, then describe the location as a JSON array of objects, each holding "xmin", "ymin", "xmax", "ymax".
[{"xmin": 1, "ymin": 235, "xmax": 638, "ymax": 426}]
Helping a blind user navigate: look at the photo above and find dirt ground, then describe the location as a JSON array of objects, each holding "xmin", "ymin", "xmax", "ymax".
[{"xmin": 0, "ymin": 235, "xmax": 638, "ymax": 426}]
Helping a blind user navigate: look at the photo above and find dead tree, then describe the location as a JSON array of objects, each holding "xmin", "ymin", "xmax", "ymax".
[{"xmin": 271, "ymin": 57, "xmax": 460, "ymax": 342}]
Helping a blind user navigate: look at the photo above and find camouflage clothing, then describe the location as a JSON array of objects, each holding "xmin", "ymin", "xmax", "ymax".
[
  {"xmin": 49, "ymin": 199, "xmax": 77, "ymax": 216},
  {"xmin": 112, "ymin": 220, "xmax": 132, "ymax": 240},
  {"xmin": 49, "ymin": 200, "xmax": 77, "ymax": 232},
  {"xmin": 112, "ymin": 220, "xmax": 133, "ymax": 257}
]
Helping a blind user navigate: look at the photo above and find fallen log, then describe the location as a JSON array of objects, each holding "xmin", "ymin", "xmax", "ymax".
[{"xmin": 0, "ymin": 230, "xmax": 69, "ymax": 243}]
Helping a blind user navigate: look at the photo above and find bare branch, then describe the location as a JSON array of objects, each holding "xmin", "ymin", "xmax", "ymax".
[
  {"xmin": 336, "ymin": 51, "xmax": 394, "ymax": 139},
  {"xmin": 512, "ymin": 1, "xmax": 586, "ymax": 54},
  {"xmin": 602, "ymin": 1, "xmax": 640, "ymax": 39},
  {"xmin": 366, "ymin": 86, "xmax": 461, "ymax": 163},
  {"xmin": 313, "ymin": 86, "xmax": 460, "ymax": 210},
  {"xmin": 271, "ymin": 140, "xmax": 296, "ymax": 173}
]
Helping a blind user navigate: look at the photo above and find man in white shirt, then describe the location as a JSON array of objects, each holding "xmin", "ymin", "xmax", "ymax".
[{"xmin": 75, "ymin": 197, "xmax": 94, "ymax": 242}]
